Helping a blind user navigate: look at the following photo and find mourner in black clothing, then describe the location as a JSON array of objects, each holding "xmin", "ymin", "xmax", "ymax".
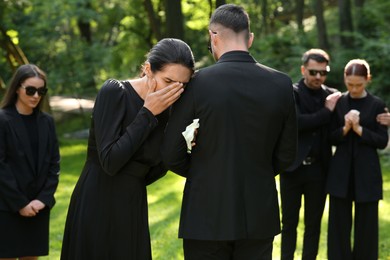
[
  {"xmin": 280, "ymin": 49, "xmax": 340, "ymax": 260},
  {"xmin": 326, "ymin": 59, "xmax": 388, "ymax": 260}
]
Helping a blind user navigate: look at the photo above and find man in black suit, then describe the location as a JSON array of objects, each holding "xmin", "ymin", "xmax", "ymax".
[
  {"xmin": 162, "ymin": 4, "xmax": 297, "ymax": 259},
  {"xmin": 279, "ymin": 49, "xmax": 340, "ymax": 260}
]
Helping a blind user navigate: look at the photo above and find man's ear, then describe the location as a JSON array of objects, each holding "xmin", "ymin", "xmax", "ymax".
[
  {"xmin": 300, "ymin": 65, "xmax": 305, "ymax": 76},
  {"xmin": 248, "ymin": 32, "xmax": 254, "ymax": 48}
]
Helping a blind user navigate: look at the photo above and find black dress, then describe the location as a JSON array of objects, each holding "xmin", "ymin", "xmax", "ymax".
[{"xmin": 61, "ymin": 79, "xmax": 168, "ymax": 259}]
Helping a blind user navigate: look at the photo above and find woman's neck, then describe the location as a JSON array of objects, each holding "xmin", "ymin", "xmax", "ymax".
[
  {"xmin": 350, "ymin": 90, "xmax": 367, "ymax": 99},
  {"xmin": 130, "ymin": 77, "xmax": 148, "ymax": 100},
  {"xmin": 15, "ymin": 102, "xmax": 33, "ymax": 115}
]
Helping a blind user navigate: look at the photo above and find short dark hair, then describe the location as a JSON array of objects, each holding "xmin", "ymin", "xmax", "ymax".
[
  {"xmin": 144, "ymin": 38, "xmax": 195, "ymax": 76},
  {"xmin": 302, "ymin": 49, "xmax": 330, "ymax": 65},
  {"xmin": 344, "ymin": 59, "xmax": 370, "ymax": 78},
  {"xmin": 1, "ymin": 64, "xmax": 47, "ymax": 110},
  {"xmin": 209, "ymin": 4, "xmax": 250, "ymax": 36}
]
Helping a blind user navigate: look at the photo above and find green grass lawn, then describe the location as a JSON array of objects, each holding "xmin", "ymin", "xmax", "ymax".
[{"xmin": 41, "ymin": 139, "xmax": 390, "ymax": 259}]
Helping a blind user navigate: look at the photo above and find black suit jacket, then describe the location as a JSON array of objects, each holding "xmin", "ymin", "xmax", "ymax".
[
  {"xmin": 0, "ymin": 106, "xmax": 60, "ymax": 212},
  {"xmin": 162, "ymin": 51, "xmax": 297, "ymax": 240},
  {"xmin": 326, "ymin": 92, "xmax": 388, "ymax": 202},
  {"xmin": 284, "ymin": 79, "xmax": 338, "ymax": 173}
]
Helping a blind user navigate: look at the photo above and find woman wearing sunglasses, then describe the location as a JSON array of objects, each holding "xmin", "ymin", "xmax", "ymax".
[{"xmin": 0, "ymin": 64, "xmax": 60, "ymax": 260}]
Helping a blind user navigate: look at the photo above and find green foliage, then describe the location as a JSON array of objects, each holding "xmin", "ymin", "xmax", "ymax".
[
  {"xmin": 250, "ymin": 24, "xmax": 310, "ymax": 81},
  {"xmin": 41, "ymin": 139, "xmax": 87, "ymax": 260}
]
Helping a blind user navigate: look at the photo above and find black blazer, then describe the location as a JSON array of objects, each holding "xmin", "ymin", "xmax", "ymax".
[
  {"xmin": 285, "ymin": 79, "xmax": 338, "ymax": 172},
  {"xmin": 0, "ymin": 106, "xmax": 60, "ymax": 212},
  {"xmin": 326, "ymin": 92, "xmax": 388, "ymax": 202},
  {"xmin": 162, "ymin": 51, "xmax": 297, "ymax": 240}
]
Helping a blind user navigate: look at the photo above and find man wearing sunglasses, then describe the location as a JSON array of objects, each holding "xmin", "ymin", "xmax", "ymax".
[
  {"xmin": 163, "ymin": 4, "xmax": 297, "ymax": 259},
  {"xmin": 279, "ymin": 49, "xmax": 341, "ymax": 259}
]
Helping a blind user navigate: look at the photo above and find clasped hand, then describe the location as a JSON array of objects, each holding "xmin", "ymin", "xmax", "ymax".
[
  {"xmin": 144, "ymin": 79, "xmax": 184, "ymax": 116},
  {"xmin": 19, "ymin": 200, "xmax": 45, "ymax": 217},
  {"xmin": 344, "ymin": 110, "xmax": 362, "ymax": 136}
]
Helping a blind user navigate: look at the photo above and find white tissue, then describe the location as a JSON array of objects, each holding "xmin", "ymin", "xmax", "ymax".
[{"xmin": 182, "ymin": 119, "xmax": 199, "ymax": 153}]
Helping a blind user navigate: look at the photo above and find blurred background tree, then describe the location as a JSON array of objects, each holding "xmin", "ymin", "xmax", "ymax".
[{"xmin": 0, "ymin": 0, "xmax": 389, "ymax": 104}]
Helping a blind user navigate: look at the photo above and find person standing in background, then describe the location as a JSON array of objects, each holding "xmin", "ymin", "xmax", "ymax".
[
  {"xmin": 280, "ymin": 49, "xmax": 340, "ymax": 260},
  {"xmin": 162, "ymin": 4, "xmax": 297, "ymax": 259},
  {"xmin": 0, "ymin": 64, "xmax": 60, "ymax": 260},
  {"xmin": 326, "ymin": 59, "xmax": 388, "ymax": 260}
]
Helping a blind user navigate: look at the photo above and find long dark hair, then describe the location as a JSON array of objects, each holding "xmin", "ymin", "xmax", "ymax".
[
  {"xmin": 1, "ymin": 64, "xmax": 47, "ymax": 110},
  {"xmin": 140, "ymin": 38, "xmax": 195, "ymax": 77}
]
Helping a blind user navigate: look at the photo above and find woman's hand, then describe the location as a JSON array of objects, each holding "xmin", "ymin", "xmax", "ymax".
[
  {"xmin": 343, "ymin": 114, "xmax": 353, "ymax": 135},
  {"xmin": 19, "ymin": 203, "xmax": 37, "ymax": 217},
  {"xmin": 344, "ymin": 110, "xmax": 362, "ymax": 136},
  {"xmin": 19, "ymin": 200, "xmax": 45, "ymax": 217},
  {"xmin": 30, "ymin": 200, "xmax": 45, "ymax": 213},
  {"xmin": 351, "ymin": 116, "xmax": 362, "ymax": 136},
  {"xmin": 348, "ymin": 112, "xmax": 362, "ymax": 136},
  {"xmin": 144, "ymin": 79, "xmax": 184, "ymax": 116}
]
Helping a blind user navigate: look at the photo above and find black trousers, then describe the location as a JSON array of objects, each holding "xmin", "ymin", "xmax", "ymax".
[
  {"xmin": 280, "ymin": 163, "xmax": 326, "ymax": 260},
  {"xmin": 183, "ymin": 237, "xmax": 274, "ymax": 260},
  {"xmin": 327, "ymin": 195, "xmax": 378, "ymax": 260}
]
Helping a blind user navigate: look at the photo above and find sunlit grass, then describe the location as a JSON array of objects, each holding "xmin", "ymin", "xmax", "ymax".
[
  {"xmin": 41, "ymin": 139, "xmax": 87, "ymax": 260},
  {"xmin": 41, "ymin": 139, "xmax": 390, "ymax": 259}
]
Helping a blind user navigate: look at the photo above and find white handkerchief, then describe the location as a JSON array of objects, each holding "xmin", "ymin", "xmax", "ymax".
[
  {"xmin": 182, "ymin": 119, "xmax": 199, "ymax": 154},
  {"xmin": 350, "ymin": 109, "xmax": 360, "ymax": 116}
]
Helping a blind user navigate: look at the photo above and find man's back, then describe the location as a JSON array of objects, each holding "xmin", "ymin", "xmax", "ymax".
[{"xmin": 162, "ymin": 50, "xmax": 297, "ymax": 240}]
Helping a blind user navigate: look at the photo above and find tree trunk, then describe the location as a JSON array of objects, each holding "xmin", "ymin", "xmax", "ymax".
[
  {"xmin": 143, "ymin": 0, "xmax": 162, "ymax": 40},
  {"xmin": 0, "ymin": 28, "xmax": 52, "ymax": 112},
  {"xmin": 355, "ymin": 0, "xmax": 365, "ymax": 7},
  {"xmin": 165, "ymin": 0, "xmax": 184, "ymax": 39},
  {"xmin": 354, "ymin": 0, "xmax": 365, "ymax": 34},
  {"xmin": 0, "ymin": 77, "xmax": 5, "ymax": 94},
  {"xmin": 261, "ymin": 0, "xmax": 269, "ymax": 35},
  {"xmin": 313, "ymin": 0, "xmax": 329, "ymax": 49},
  {"xmin": 77, "ymin": 1, "xmax": 93, "ymax": 44},
  {"xmin": 208, "ymin": 0, "xmax": 213, "ymax": 18},
  {"xmin": 77, "ymin": 1, "xmax": 96, "ymax": 94},
  {"xmin": 338, "ymin": 0, "xmax": 354, "ymax": 47},
  {"xmin": 296, "ymin": 0, "xmax": 305, "ymax": 33},
  {"xmin": 216, "ymin": 0, "xmax": 226, "ymax": 8},
  {"xmin": 0, "ymin": 27, "xmax": 29, "ymax": 70}
]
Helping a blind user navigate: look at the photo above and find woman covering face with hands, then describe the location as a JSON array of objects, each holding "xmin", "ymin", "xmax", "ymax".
[
  {"xmin": 61, "ymin": 38, "xmax": 195, "ymax": 260},
  {"xmin": 326, "ymin": 59, "xmax": 388, "ymax": 259}
]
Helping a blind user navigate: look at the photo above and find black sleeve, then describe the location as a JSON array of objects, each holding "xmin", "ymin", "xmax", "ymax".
[{"xmin": 94, "ymin": 79, "xmax": 158, "ymax": 176}]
